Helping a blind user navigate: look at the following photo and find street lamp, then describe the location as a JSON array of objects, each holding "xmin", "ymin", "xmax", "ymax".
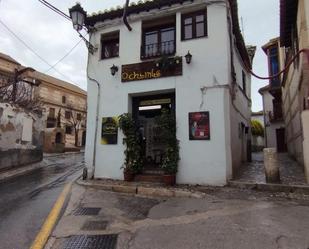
[
  {"xmin": 69, "ymin": 3, "xmax": 86, "ymax": 32},
  {"xmin": 69, "ymin": 3, "xmax": 97, "ymax": 54},
  {"xmin": 110, "ymin": 65, "xmax": 119, "ymax": 76},
  {"xmin": 185, "ymin": 51, "xmax": 192, "ymax": 64}
]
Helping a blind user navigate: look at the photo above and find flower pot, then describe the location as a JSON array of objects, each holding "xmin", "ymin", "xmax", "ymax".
[
  {"xmin": 123, "ymin": 170, "xmax": 135, "ymax": 182},
  {"xmin": 163, "ymin": 174, "xmax": 176, "ymax": 186}
]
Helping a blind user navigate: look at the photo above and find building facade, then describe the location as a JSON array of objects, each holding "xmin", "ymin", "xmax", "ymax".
[
  {"xmin": 83, "ymin": 0, "xmax": 253, "ymax": 185},
  {"xmin": 279, "ymin": 0, "xmax": 309, "ymax": 182},
  {"xmin": 32, "ymin": 71, "xmax": 87, "ymax": 152}
]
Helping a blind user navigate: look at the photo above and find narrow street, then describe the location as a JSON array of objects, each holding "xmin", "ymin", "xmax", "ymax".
[{"xmin": 0, "ymin": 153, "xmax": 84, "ymax": 249}]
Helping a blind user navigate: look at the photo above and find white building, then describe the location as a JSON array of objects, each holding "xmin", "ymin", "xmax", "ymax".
[
  {"xmin": 82, "ymin": 0, "xmax": 253, "ymax": 185},
  {"xmin": 259, "ymin": 38, "xmax": 287, "ymax": 152}
]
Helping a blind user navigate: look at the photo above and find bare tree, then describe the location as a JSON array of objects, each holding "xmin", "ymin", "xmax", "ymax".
[
  {"xmin": 61, "ymin": 104, "xmax": 86, "ymax": 147},
  {"xmin": 0, "ymin": 68, "xmax": 42, "ymax": 112}
]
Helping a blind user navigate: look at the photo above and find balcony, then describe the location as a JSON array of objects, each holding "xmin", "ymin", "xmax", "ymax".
[
  {"xmin": 268, "ymin": 109, "xmax": 283, "ymax": 123},
  {"xmin": 141, "ymin": 41, "xmax": 175, "ymax": 59}
]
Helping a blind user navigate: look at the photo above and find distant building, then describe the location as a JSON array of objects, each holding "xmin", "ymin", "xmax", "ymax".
[
  {"xmin": 32, "ymin": 71, "xmax": 87, "ymax": 152},
  {"xmin": 0, "ymin": 51, "xmax": 87, "ymax": 154},
  {"xmin": 251, "ymin": 111, "xmax": 265, "ymax": 151},
  {"xmin": 259, "ymin": 38, "xmax": 286, "ymax": 152},
  {"xmin": 82, "ymin": 0, "xmax": 254, "ymax": 185}
]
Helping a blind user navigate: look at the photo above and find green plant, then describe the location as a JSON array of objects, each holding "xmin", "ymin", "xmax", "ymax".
[
  {"xmin": 155, "ymin": 109, "xmax": 180, "ymax": 174},
  {"xmin": 251, "ymin": 119, "xmax": 264, "ymax": 137},
  {"xmin": 118, "ymin": 113, "xmax": 143, "ymax": 174}
]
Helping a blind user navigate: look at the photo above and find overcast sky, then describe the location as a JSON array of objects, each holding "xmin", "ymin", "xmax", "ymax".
[{"xmin": 0, "ymin": 0, "xmax": 279, "ymax": 111}]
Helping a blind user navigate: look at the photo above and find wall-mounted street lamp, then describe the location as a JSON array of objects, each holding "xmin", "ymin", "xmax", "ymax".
[
  {"xmin": 185, "ymin": 51, "xmax": 192, "ymax": 64},
  {"xmin": 110, "ymin": 64, "xmax": 119, "ymax": 76},
  {"xmin": 69, "ymin": 3, "xmax": 97, "ymax": 54}
]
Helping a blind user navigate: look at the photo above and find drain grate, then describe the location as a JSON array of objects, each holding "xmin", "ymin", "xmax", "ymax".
[
  {"xmin": 82, "ymin": 220, "xmax": 108, "ymax": 231},
  {"xmin": 60, "ymin": 235, "xmax": 118, "ymax": 249},
  {"xmin": 73, "ymin": 207, "xmax": 101, "ymax": 216}
]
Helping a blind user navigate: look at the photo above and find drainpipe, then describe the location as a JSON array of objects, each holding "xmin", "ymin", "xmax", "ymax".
[
  {"xmin": 123, "ymin": 0, "xmax": 132, "ymax": 31},
  {"xmin": 86, "ymin": 34, "xmax": 101, "ymax": 179}
]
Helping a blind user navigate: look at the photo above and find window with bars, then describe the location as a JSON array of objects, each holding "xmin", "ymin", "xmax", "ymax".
[
  {"xmin": 141, "ymin": 25, "xmax": 176, "ymax": 59},
  {"xmin": 181, "ymin": 9, "xmax": 207, "ymax": 40}
]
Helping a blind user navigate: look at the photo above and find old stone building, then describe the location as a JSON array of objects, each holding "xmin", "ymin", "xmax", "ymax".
[
  {"xmin": 0, "ymin": 52, "xmax": 87, "ymax": 154},
  {"xmin": 32, "ymin": 71, "xmax": 87, "ymax": 153}
]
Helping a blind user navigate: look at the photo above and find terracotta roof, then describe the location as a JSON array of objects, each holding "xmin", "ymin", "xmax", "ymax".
[
  {"xmin": 32, "ymin": 71, "xmax": 87, "ymax": 96},
  {"xmin": 85, "ymin": 0, "xmax": 251, "ymax": 69},
  {"xmin": 280, "ymin": 0, "xmax": 298, "ymax": 47},
  {"xmin": 0, "ymin": 52, "xmax": 21, "ymax": 65}
]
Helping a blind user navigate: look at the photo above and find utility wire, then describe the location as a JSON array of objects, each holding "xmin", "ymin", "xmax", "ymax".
[
  {"xmin": 0, "ymin": 19, "xmax": 74, "ymax": 82},
  {"xmin": 38, "ymin": 0, "xmax": 71, "ymax": 21},
  {"xmin": 45, "ymin": 39, "xmax": 83, "ymax": 73}
]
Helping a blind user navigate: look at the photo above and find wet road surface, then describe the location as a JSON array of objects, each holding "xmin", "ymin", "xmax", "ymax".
[{"xmin": 0, "ymin": 153, "xmax": 84, "ymax": 249}]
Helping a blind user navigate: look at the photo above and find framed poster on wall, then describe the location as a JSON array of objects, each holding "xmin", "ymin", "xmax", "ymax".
[
  {"xmin": 101, "ymin": 117, "xmax": 118, "ymax": 144},
  {"xmin": 189, "ymin": 112, "xmax": 210, "ymax": 140}
]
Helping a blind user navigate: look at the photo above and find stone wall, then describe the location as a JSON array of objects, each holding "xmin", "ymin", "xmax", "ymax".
[{"xmin": 0, "ymin": 102, "xmax": 44, "ymax": 170}]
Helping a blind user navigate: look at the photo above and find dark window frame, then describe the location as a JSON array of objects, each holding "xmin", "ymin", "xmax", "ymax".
[
  {"xmin": 65, "ymin": 111, "xmax": 72, "ymax": 119},
  {"xmin": 267, "ymin": 45, "xmax": 280, "ymax": 87},
  {"xmin": 141, "ymin": 22, "xmax": 176, "ymax": 59},
  {"xmin": 181, "ymin": 9, "xmax": 207, "ymax": 41},
  {"xmin": 76, "ymin": 113, "xmax": 82, "ymax": 121},
  {"xmin": 65, "ymin": 126, "xmax": 73, "ymax": 135},
  {"xmin": 101, "ymin": 31, "xmax": 120, "ymax": 60},
  {"xmin": 62, "ymin": 96, "xmax": 66, "ymax": 104},
  {"xmin": 49, "ymin": 107, "xmax": 55, "ymax": 118}
]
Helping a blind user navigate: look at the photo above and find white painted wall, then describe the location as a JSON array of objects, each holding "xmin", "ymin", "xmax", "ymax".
[{"xmin": 85, "ymin": 0, "xmax": 251, "ymax": 185}]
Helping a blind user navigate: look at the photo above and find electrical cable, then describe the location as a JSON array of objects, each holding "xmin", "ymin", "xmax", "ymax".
[
  {"xmin": 0, "ymin": 19, "xmax": 73, "ymax": 82},
  {"xmin": 45, "ymin": 39, "xmax": 83, "ymax": 73},
  {"xmin": 246, "ymin": 49, "xmax": 309, "ymax": 80},
  {"xmin": 38, "ymin": 0, "xmax": 71, "ymax": 21}
]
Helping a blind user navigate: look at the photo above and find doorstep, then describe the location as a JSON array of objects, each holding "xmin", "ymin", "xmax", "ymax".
[{"xmin": 76, "ymin": 178, "xmax": 207, "ymax": 199}]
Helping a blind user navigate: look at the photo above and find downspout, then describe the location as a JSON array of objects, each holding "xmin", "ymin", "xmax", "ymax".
[
  {"xmin": 86, "ymin": 33, "xmax": 100, "ymax": 179},
  {"xmin": 123, "ymin": 0, "xmax": 132, "ymax": 31}
]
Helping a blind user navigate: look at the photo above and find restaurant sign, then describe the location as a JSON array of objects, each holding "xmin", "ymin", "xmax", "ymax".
[
  {"xmin": 121, "ymin": 57, "xmax": 183, "ymax": 83},
  {"xmin": 101, "ymin": 117, "xmax": 118, "ymax": 145}
]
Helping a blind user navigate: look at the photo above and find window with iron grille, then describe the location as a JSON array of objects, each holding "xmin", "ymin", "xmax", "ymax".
[
  {"xmin": 65, "ymin": 125, "xmax": 72, "ymax": 134},
  {"xmin": 101, "ymin": 31, "xmax": 120, "ymax": 59},
  {"xmin": 62, "ymin": 96, "xmax": 66, "ymax": 104},
  {"xmin": 77, "ymin": 113, "xmax": 82, "ymax": 121},
  {"xmin": 141, "ymin": 16, "xmax": 176, "ymax": 59},
  {"xmin": 182, "ymin": 9, "xmax": 207, "ymax": 41}
]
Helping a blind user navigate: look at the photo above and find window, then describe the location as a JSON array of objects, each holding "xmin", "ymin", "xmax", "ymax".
[
  {"xmin": 62, "ymin": 96, "xmax": 66, "ymax": 104},
  {"xmin": 49, "ymin": 108, "xmax": 55, "ymax": 118},
  {"xmin": 65, "ymin": 111, "xmax": 72, "ymax": 119},
  {"xmin": 268, "ymin": 45, "xmax": 280, "ymax": 87},
  {"xmin": 76, "ymin": 113, "xmax": 82, "ymax": 121},
  {"xmin": 141, "ymin": 26, "xmax": 176, "ymax": 59},
  {"xmin": 242, "ymin": 70, "xmax": 246, "ymax": 93},
  {"xmin": 101, "ymin": 31, "xmax": 120, "ymax": 59},
  {"xmin": 181, "ymin": 10, "xmax": 207, "ymax": 40},
  {"xmin": 65, "ymin": 126, "xmax": 72, "ymax": 134}
]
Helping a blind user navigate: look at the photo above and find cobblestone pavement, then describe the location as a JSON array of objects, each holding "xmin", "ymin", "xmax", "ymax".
[
  {"xmin": 48, "ymin": 184, "xmax": 309, "ymax": 249},
  {"xmin": 234, "ymin": 152, "xmax": 307, "ymax": 185}
]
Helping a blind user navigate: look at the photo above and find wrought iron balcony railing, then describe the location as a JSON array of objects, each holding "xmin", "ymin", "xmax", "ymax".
[{"xmin": 141, "ymin": 40, "xmax": 175, "ymax": 59}]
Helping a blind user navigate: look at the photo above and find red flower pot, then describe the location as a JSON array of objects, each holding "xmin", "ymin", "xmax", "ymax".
[
  {"xmin": 163, "ymin": 174, "xmax": 176, "ymax": 186},
  {"xmin": 123, "ymin": 170, "xmax": 135, "ymax": 182}
]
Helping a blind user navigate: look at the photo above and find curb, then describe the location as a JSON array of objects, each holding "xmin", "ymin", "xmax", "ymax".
[
  {"xmin": 29, "ymin": 183, "xmax": 72, "ymax": 249},
  {"xmin": 43, "ymin": 151, "xmax": 84, "ymax": 158},
  {"xmin": 76, "ymin": 179, "xmax": 207, "ymax": 199},
  {"xmin": 228, "ymin": 180, "xmax": 309, "ymax": 194},
  {"xmin": 0, "ymin": 161, "xmax": 45, "ymax": 183}
]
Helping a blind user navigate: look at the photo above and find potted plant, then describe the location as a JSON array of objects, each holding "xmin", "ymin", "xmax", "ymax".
[
  {"xmin": 118, "ymin": 113, "xmax": 143, "ymax": 181},
  {"xmin": 155, "ymin": 109, "xmax": 180, "ymax": 186}
]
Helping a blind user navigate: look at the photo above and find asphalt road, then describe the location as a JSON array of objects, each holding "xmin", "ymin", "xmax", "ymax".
[{"xmin": 0, "ymin": 153, "xmax": 84, "ymax": 249}]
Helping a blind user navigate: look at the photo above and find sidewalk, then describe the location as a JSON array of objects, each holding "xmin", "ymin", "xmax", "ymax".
[{"xmin": 45, "ymin": 181, "xmax": 309, "ymax": 249}]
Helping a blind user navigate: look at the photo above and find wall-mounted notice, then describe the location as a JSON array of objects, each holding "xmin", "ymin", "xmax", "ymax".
[
  {"xmin": 101, "ymin": 117, "xmax": 118, "ymax": 144},
  {"xmin": 189, "ymin": 112, "xmax": 210, "ymax": 140}
]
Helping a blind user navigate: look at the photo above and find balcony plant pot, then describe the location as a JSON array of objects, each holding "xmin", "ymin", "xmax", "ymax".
[{"xmin": 163, "ymin": 174, "xmax": 176, "ymax": 186}]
